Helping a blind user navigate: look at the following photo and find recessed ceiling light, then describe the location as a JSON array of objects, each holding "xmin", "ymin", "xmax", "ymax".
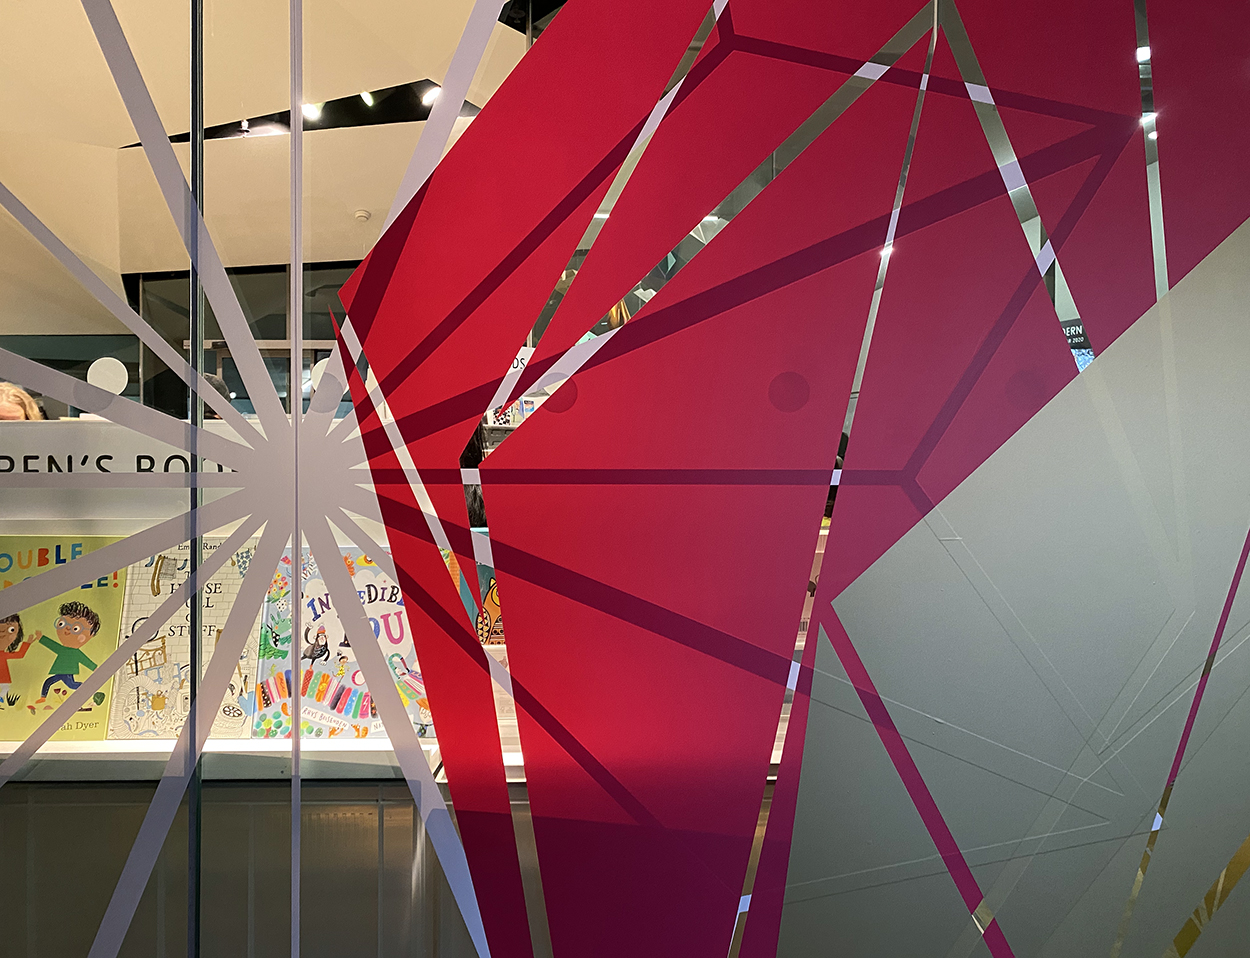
[
  {"xmin": 1141, "ymin": 111, "xmax": 1157, "ymax": 124},
  {"xmin": 880, "ymin": 243, "xmax": 894, "ymax": 258},
  {"xmin": 1136, "ymin": 45, "xmax": 1151, "ymax": 63},
  {"xmin": 422, "ymin": 86, "xmax": 441, "ymax": 106},
  {"xmin": 1148, "ymin": 130, "xmax": 1158, "ymax": 140},
  {"xmin": 302, "ymin": 103, "xmax": 322, "ymax": 120},
  {"xmin": 360, "ymin": 91, "xmax": 374, "ymax": 107}
]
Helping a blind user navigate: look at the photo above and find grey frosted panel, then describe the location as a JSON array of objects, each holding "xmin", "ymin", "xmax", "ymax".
[
  {"xmin": 780, "ymin": 634, "xmax": 975, "ymax": 956},
  {"xmin": 784, "ymin": 219, "xmax": 1250, "ymax": 954}
]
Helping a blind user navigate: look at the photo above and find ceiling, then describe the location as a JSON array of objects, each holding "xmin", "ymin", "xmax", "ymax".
[{"xmin": 0, "ymin": 0, "xmax": 527, "ymax": 334}]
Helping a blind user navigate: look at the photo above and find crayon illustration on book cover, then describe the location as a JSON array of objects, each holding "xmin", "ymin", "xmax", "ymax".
[
  {"xmin": 107, "ymin": 537, "xmax": 260, "ymax": 740},
  {"xmin": 0, "ymin": 537, "xmax": 125, "ymax": 741},
  {"xmin": 253, "ymin": 549, "xmax": 433, "ymax": 740}
]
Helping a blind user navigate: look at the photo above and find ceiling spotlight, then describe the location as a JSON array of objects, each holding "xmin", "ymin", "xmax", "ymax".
[
  {"xmin": 1148, "ymin": 130, "xmax": 1158, "ymax": 140},
  {"xmin": 360, "ymin": 91, "xmax": 374, "ymax": 107},
  {"xmin": 880, "ymin": 243, "xmax": 894, "ymax": 258},
  {"xmin": 592, "ymin": 212, "xmax": 609, "ymax": 220},
  {"xmin": 229, "ymin": 391, "xmax": 237, "ymax": 399},
  {"xmin": 702, "ymin": 215, "xmax": 720, "ymax": 222},
  {"xmin": 302, "ymin": 102, "xmax": 322, "ymax": 120},
  {"xmin": 1136, "ymin": 45, "xmax": 1151, "ymax": 63},
  {"xmin": 1141, "ymin": 111, "xmax": 1157, "ymax": 124},
  {"xmin": 422, "ymin": 85, "xmax": 441, "ymax": 106}
]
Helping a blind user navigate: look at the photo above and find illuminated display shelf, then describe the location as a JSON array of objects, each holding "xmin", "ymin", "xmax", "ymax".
[{"xmin": 0, "ymin": 417, "xmax": 799, "ymax": 771}]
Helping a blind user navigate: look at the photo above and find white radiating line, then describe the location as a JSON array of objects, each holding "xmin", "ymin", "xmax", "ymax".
[
  {"xmin": 86, "ymin": 523, "xmax": 286, "ymax": 958},
  {"xmin": 0, "ymin": 515, "xmax": 262, "ymax": 789},
  {"xmin": 332, "ymin": 502, "xmax": 517, "ymax": 700},
  {"xmin": 383, "ymin": 415, "xmax": 453, "ymax": 550},
  {"xmin": 524, "ymin": 327, "xmax": 621, "ymax": 395},
  {"xmin": 304, "ymin": 342, "xmax": 350, "ymax": 437},
  {"xmin": 855, "ymin": 61, "xmax": 890, "ymax": 80},
  {"xmin": 331, "ymin": 485, "xmax": 397, "ymax": 530},
  {"xmin": 786, "ymin": 660, "xmax": 801, "ymax": 691},
  {"xmin": 0, "ymin": 346, "xmax": 256, "ymax": 472},
  {"xmin": 484, "ymin": 345, "xmax": 535, "ymax": 413},
  {"xmin": 80, "ymin": 0, "xmax": 289, "ymax": 436},
  {"xmin": 0, "ymin": 488, "xmax": 252, "ymax": 619},
  {"xmin": 338, "ymin": 315, "xmax": 457, "ymax": 555},
  {"xmin": 384, "ymin": 0, "xmax": 507, "ymax": 231},
  {"xmin": 336, "ymin": 316, "xmax": 488, "ymax": 634},
  {"xmin": 331, "ymin": 508, "xmax": 400, "ymax": 582},
  {"xmin": 328, "ymin": 394, "xmax": 368, "ymax": 447},
  {"xmin": 0, "ymin": 180, "xmax": 261, "ymax": 443},
  {"xmin": 471, "ymin": 529, "xmax": 495, "ymax": 571},
  {"xmin": 964, "ymin": 82, "xmax": 994, "ymax": 103},
  {"xmin": 306, "ymin": 515, "xmax": 491, "ymax": 958}
]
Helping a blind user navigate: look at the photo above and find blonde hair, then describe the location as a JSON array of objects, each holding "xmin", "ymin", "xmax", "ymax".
[{"xmin": 0, "ymin": 382, "xmax": 43, "ymax": 420}]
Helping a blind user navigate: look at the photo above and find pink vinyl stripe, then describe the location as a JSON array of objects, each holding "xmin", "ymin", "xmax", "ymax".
[
  {"xmin": 820, "ymin": 609, "xmax": 1016, "ymax": 958},
  {"xmin": 1166, "ymin": 522, "xmax": 1250, "ymax": 787}
]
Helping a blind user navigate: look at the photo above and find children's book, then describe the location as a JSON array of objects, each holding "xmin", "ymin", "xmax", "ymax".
[
  {"xmin": 252, "ymin": 549, "xmax": 433, "ymax": 741},
  {"xmin": 107, "ymin": 537, "xmax": 260, "ymax": 739},
  {"xmin": 0, "ymin": 536, "xmax": 125, "ymax": 741}
]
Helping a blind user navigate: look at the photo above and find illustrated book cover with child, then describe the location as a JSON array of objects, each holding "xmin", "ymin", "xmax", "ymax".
[{"xmin": 0, "ymin": 536, "xmax": 126, "ymax": 741}]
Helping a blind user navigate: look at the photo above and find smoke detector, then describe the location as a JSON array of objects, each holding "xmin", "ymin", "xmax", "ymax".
[{"xmin": 354, "ymin": 209, "xmax": 372, "ymax": 223}]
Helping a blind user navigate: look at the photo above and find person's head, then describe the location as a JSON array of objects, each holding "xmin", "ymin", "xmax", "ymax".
[
  {"xmin": 1, "ymin": 615, "xmax": 22, "ymax": 653},
  {"xmin": 201, "ymin": 374, "xmax": 231, "ymax": 419},
  {"xmin": 55, "ymin": 601, "xmax": 100, "ymax": 648},
  {"xmin": 0, "ymin": 382, "xmax": 43, "ymax": 421},
  {"xmin": 460, "ymin": 421, "xmax": 487, "ymax": 469}
]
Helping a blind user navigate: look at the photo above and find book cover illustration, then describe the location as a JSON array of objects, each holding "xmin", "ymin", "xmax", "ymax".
[
  {"xmin": 0, "ymin": 536, "xmax": 125, "ymax": 741},
  {"xmin": 252, "ymin": 549, "xmax": 434, "ymax": 740},
  {"xmin": 107, "ymin": 537, "xmax": 260, "ymax": 740}
]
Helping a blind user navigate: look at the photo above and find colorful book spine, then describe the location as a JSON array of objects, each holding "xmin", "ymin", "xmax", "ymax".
[
  {"xmin": 261, "ymin": 675, "xmax": 286, "ymax": 707},
  {"xmin": 328, "ymin": 684, "xmax": 348, "ymax": 712},
  {"xmin": 323, "ymin": 677, "xmax": 341, "ymax": 706}
]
